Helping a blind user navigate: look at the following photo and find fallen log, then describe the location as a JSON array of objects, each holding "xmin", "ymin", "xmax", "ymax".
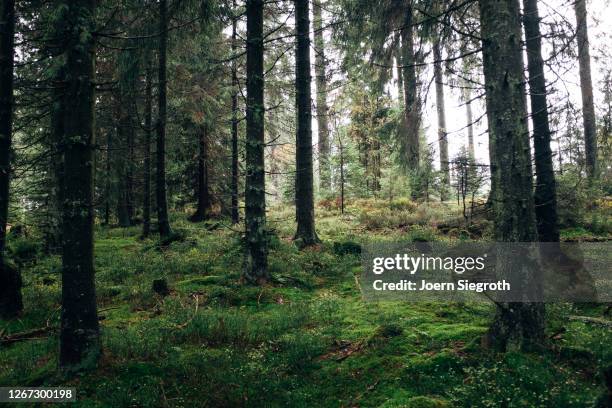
[
  {"xmin": 0, "ymin": 326, "xmax": 56, "ymax": 346},
  {"xmin": 569, "ymin": 316, "xmax": 612, "ymax": 328}
]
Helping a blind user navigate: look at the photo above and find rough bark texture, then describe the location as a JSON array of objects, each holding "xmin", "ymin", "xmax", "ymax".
[
  {"xmin": 243, "ymin": 0, "xmax": 268, "ymax": 284},
  {"xmin": 231, "ymin": 5, "xmax": 239, "ymax": 225},
  {"xmin": 116, "ymin": 104, "xmax": 132, "ymax": 227},
  {"xmin": 433, "ymin": 40, "xmax": 450, "ymax": 200},
  {"xmin": 0, "ymin": 0, "xmax": 21, "ymax": 318},
  {"xmin": 313, "ymin": 0, "xmax": 330, "ymax": 192},
  {"xmin": 464, "ymin": 89, "xmax": 475, "ymax": 160},
  {"xmin": 142, "ymin": 63, "xmax": 152, "ymax": 238},
  {"xmin": 400, "ymin": 4, "xmax": 419, "ymax": 170},
  {"xmin": 58, "ymin": 0, "xmax": 100, "ymax": 371},
  {"xmin": 574, "ymin": 0, "xmax": 597, "ymax": 179},
  {"xmin": 522, "ymin": 0, "xmax": 559, "ymax": 243},
  {"xmin": 394, "ymin": 32, "xmax": 404, "ymax": 108},
  {"xmin": 156, "ymin": 0, "xmax": 171, "ymax": 237},
  {"xmin": 294, "ymin": 0, "xmax": 319, "ymax": 246},
  {"xmin": 478, "ymin": 0, "xmax": 544, "ymax": 352},
  {"xmin": 190, "ymin": 128, "xmax": 211, "ymax": 222}
]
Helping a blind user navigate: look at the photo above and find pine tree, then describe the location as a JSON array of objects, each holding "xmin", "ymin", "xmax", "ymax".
[
  {"xmin": 0, "ymin": 0, "xmax": 22, "ymax": 318},
  {"xmin": 57, "ymin": 0, "xmax": 101, "ymax": 370},
  {"xmin": 478, "ymin": 0, "xmax": 544, "ymax": 352},
  {"xmin": 294, "ymin": 0, "xmax": 319, "ymax": 246},
  {"xmin": 243, "ymin": 0, "xmax": 268, "ymax": 284}
]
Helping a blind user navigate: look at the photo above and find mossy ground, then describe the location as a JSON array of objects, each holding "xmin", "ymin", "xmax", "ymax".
[{"xmin": 1, "ymin": 201, "xmax": 610, "ymax": 407}]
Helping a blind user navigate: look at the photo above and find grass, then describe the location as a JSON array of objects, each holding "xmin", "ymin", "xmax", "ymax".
[{"xmin": 0, "ymin": 200, "xmax": 610, "ymax": 407}]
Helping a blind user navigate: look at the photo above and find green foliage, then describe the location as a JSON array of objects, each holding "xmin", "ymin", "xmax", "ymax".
[{"xmin": 1, "ymin": 211, "xmax": 609, "ymax": 406}]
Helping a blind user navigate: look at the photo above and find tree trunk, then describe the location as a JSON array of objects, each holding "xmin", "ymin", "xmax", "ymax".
[
  {"xmin": 115, "ymin": 109, "xmax": 131, "ymax": 227},
  {"xmin": 464, "ymin": 88, "xmax": 475, "ymax": 160},
  {"xmin": 104, "ymin": 130, "xmax": 111, "ymax": 226},
  {"xmin": 313, "ymin": 0, "xmax": 330, "ymax": 192},
  {"xmin": 190, "ymin": 127, "xmax": 211, "ymax": 222},
  {"xmin": 522, "ymin": 0, "xmax": 559, "ymax": 243},
  {"xmin": 478, "ymin": 0, "xmax": 544, "ymax": 352},
  {"xmin": 394, "ymin": 32, "xmax": 404, "ymax": 108},
  {"xmin": 339, "ymin": 138, "xmax": 345, "ymax": 214},
  {"xmin": 58, "ymin": 0, "xmax": 100, "ymax": 371},
  {"xmin": 400, "ymin": 4, "xmax": 419, "ymax": 170},
  {"xmin": 156, "ymin": 0, "xmax": 171, "ymax": 237},
  {"xmin": 142, "ymin": 63, "xmax": 152, "ymax": 238},
  {"xmin": 294, "ymin": 0, "xmax": 319, "ymax": 246},
  {"xmin": 231, "ymin": 3, "xmax": 240, "ymax": 225},
  {"xmin": 574, "ymin": 0, "xmax": 597, "ymax": 179},
  {"xmin": 0, "ymin": 0, "xmax": 22, "ymax": 318},
  {"xmin": 433, "ymin": 39, "xmax": 449, "ymax": 200},
  {"xmin": 243, "ymin": 0, "xmax": 268, "ymax": 284}
]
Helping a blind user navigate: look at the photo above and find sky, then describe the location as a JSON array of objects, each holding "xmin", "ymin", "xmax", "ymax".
[
  {"xmin": 415, "ymin": 0, "xmax": 612, "ymax": 169},
  {"xmin": 307, "ymin": 0, "xmax": 612, "ymax": 172}
]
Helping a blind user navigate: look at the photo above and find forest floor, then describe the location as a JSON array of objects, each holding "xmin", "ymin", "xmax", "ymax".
[{"xmin": 1, "ymin": 199, "xmax": 610, "ymax": 407}]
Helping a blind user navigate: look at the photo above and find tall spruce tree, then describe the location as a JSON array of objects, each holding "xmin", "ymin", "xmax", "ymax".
[
  {"xmin": 478, "ymin": 0, "xmax": 544, "ymax": 351},
  {"xmin": 313, "ymin": 0, "xmax": 331, "ymax": 192},
  {"xmin": 522, "ymin": 0, "xmax": 559, "ymax": 243},
  {"xmin": 573, "ymin": 0, "xmax": 597, "ymax": 179},
  {"xmin": 294, "ymin": 0, "xmax": 319, "ymax": 246},
  {"xmin": 0, "ymin": 0, "xmax": 22, "ymax": 318},
  {"xmin": 243, "ymin": 0, "xmax": 268, "ymax": 283},
  {"xmin": 57, "ymin": 0, "xmax": 101, "ymax": 370},
  {"xmin": 156, "ymin": 0, "xmax": 172, "ymax": 237}
]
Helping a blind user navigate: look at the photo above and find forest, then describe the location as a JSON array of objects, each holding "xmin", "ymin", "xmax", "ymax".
[{"xmin": 0, "ymin": 0, "xmax": 611, "ymax": 406}]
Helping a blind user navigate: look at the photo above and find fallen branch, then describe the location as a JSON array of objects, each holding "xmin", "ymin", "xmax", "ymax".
[
  {"xmin": 569, "ymin": 316, "xmax": 612, "ymax": 328},
  {"xmin": 0, "ymin": 326, "xmax": 56, "ymax": 346}
]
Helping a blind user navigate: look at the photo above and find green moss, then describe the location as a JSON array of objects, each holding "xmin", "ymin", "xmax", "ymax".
[{"xmin": 1, "ymin": 209, "xmax": 609, "ymax": 406}]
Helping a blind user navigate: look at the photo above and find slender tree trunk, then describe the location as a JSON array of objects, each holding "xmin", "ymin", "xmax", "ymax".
[
  {"xmin": 522, "ymin": 0, "xmax": 559, "ymax": 243},
  {"xmin": 394, "ymin": 32, "xmax": 404, "ymax": 108},
  {"xmin": 313, "ymin": 0, "xmax": 330, "ymax": 192},
  {"xmin": 142, "ymin": 64, "xmax": 152, "ymax": 238},
  {"xmin": 116, "ymin": 110, "xmax": 131, "ymax": 227},
  {"xmin": 433, "ymin": 39, "xmax": 449, "ymax": 201},
  {"xmin": 464, "ymin": 89, "xmax": 475, "ymax": 160},
  {"xmin": 0, "ymin": 0, "xmax": 21, "ymax": 318},
  {"xmin": 59, "ymin": 0, "xmax": 100, "ymax": 370},
  {"xmin": 400, "ymin": 4, "xmax": 419, "ymax": 170},
  {"xmin": 478, "ymin": 0, "xmax": 544, "ymax": 352},
  {"xmin": 339, "ymin": 138, "xmax": 345, "ymax": 214},
  {"xmin": 574, "ymin": 0, "xmax": 597, "ymax": 179},
  {"xmin": 243, "ymin": 0, "xmax": 268, "ymax": 284},
  {"xmin": 190, "ymin": 127, "xmax": 211, "ymax": 222},
  {"xmin": 294, "ymin": 0, "xmax": 319, "ymax": 246},
  {"xmin": 231, "ymin": 3, "xmax": 240, "ymax": 225},
  {"xmin": 47, "ymin": 65, "xmax": 67, "ymax": 253},
  {"xmin": 104, "ymin": 130, "xmax": 111, "ymax": 226},
  {"xmin": 156, "ymin": 0, "xmax": 171, "ymax": 237}
]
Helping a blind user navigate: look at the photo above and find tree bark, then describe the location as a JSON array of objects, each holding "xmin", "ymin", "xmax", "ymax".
[
  {"xmin": 156, "ymin": 0, "xmax": 171, "ymax": 237},
  {"xmin": 231, "ymin": 3, "xmax": 240, "ymax": 225},
  {"xmin": 400, "ymin": 4, "xmax": 419, "ymax": 170},
  {"xmin": 243, "ymin": 0, "xmax": 268, "ymax": 284},
  {"xmin": 574, "ymin": 0, "xmax": 597, "ymax": 179},
  {"xmin": 142, "ymin": 63, "xmax": 152, "ymax": 238},
  {"xmin": 394, "ymin": 32, "xmax": 404, "ymax": 108},
  {"xmin": 0, "ymin": 0, "xmax": 22, "ymax": 318},
  {"xmin": 190, "ymin": 127, "xmax": 211, "ymax": 222},
  {"xmin": 522, "ymin": 0, "xmax": 559, "ymax": 243},
  {"xmin": 104, "ymin": 130, "xmax": 111, "ymax": 226},
  {"xmin": 313, "ymin": 0, "xmax": 330, "ymax": 192},
  {"xmin": 115, "ymin": 107, "xmax": 132, "ymax": 227},
  {"xmin": 58, "ymin": 0, "xmax": 100, "ymax": 371},
  {"xmin": 478, "ymin": 0, "xmax": 544, "ymax": 352},
  {"xmin": 433, "ymin": 39, "xmax": 449, "ymax": 200},
  {"xmin": 294, "ymin": 0, "xmax": 319, "ymax": 246}
]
